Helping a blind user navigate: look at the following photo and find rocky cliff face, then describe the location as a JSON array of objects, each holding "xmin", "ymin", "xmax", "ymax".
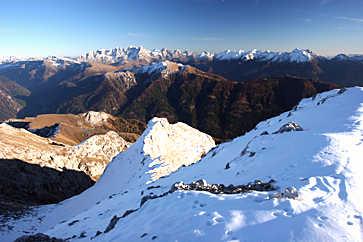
[
  {"xmin": 0, "ymin": 123, "xmax": 128, "ymax": 180},
  {"xmin": 0, "ymin": 121, "xmax": 130, "ymax": 218},
  {"xmin": 71, "ymin": 131, "xmax": 129, "ymax": 180},
  {"xmin": 0, "ymin": 159, "xmax": 94, "ymax": 216}
]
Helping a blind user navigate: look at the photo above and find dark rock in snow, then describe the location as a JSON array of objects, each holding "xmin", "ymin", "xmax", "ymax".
[
  {"xmin": 79, "ymin": 231, "xmax": 86, "ymax": 238},
  {"xmin": 273, "ymin": 122, "xmax": 303, "ymax": 134},
  {"xmin": 337, "ymin": 87, "xmax": 347, "ymax": 94},
  {"xmin": 14, "ymin": 233, "xmax": 65, "ymax": 242},
  {"xmin": 68, "ymin": 220, "xmax": 79, "ymax": 226},
  {"xmin": 104, "ymin": 215, "xmax": 120, "ymax": 233},
  {"xmin": 171, "ymin": 179, "xmax": 277, "ymax": 195},
  {"xmin": 249, "ymin": 152, "xmax": 256, "ymax": 157},
  {"xmin": 94, "ymin": 231, "xmax": 102, "ymax": 238},
  {"xmin": 260, "ymin": 131, "xmax": 269, "ymax": 136}
]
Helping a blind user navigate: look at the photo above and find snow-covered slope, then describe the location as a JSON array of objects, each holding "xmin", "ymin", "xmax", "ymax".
[
  {"xmin": 127, "ymin": 60, "xmax": 184, "ymax": 76},
  {"xmin": 3, "ymin": 87, "xmax": 363, "ymax": 242},
  {"xmin": 1, "ymin": 118, "xmax": 215, "ymax": 241}
]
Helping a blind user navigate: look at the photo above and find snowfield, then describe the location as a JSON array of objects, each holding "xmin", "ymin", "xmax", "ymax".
[{"xmin": 2, "ymin": 87, "xmax": 363, "ymax": 242}]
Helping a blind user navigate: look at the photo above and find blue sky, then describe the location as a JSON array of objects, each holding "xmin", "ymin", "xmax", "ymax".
[{"xmin": 1, "ymin": 0, "xmax": 363, "ymax": 57}]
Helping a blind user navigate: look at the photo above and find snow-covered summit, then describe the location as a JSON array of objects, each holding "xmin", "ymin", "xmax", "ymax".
[
  {"xmin": 213, "ymin": 48, "xmax": 315, "ymax": 63},
  {"xmin": 44, "ymin": 56, "xmax": 81, "ymax": 68},
  {"xmin": 99, "ymin": 117, "xmax": 215, "ymax": 186},
  {"xmin": 130, "ymin": 60, "xmax": 184, "ymax": 75},
  {"xmin": 0, "ymin": 56, "xmax": 83, "ymax": 73},
  {"xmin": 273, "ymin": 48, "xmax": 314, "ymax": 62},
  {"xmin": 77, "ymin": 46, "xmax": 176, "ymax": 64}
]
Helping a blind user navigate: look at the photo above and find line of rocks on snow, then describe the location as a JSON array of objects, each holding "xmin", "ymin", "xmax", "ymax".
[
  {"xmin": 170, "ymin": 179, "xmax": 276, "ymax": 194},
  {"xmin": 91, "ymin": 179, "xmax": 298, "ymax": 239},
  {"xmin": 15, "ymin": 164, "xmax": 299, "ymax": 240}
]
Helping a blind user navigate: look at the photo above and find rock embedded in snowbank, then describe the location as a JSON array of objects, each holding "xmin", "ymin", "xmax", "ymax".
[{"xmin": 273, "ymin": 122, "xmax": 303, "ymax": 134}]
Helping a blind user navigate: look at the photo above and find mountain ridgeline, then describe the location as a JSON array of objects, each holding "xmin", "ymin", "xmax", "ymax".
[
  {"xmin": 0, "ymin": 47, "xmax": 353, "ymax": 139},
  {"xmin": 118, "ymin": 65, "xmax": 336, "ymax": 140}
]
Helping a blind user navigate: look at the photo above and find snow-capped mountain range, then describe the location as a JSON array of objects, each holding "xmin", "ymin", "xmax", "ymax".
[
  {"xmin": 77, "ymin": 46, "xmax": 317, "ymax": 64},
  {"xmin": 2, "ymin": 46, "xmax": 363, "ymax": 66},
  {"xmin": 3, "ymin": 87, "xmax": 363, "ymax": 241}
]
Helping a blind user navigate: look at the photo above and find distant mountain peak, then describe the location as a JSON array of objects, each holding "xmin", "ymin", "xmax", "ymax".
[{"xmin": 122, "ymin": 60, "xmax": 185, "ymax": 77}]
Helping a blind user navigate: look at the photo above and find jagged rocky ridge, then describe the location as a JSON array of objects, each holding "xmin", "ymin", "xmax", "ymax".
[
  {"xmin": 3, "ymin": 46, "xmax": 363, "ymax": 65},
  {"xmin": 77, "ymin": 46, "xmax": 363, "ymax": 64},
  {"xmin": 0, "ymin": 112, "xmax": 133, "ymax": 219},
  {"xmin": 0, "ymin": 122, "xmax": 128, "ymax": 180},
  {"xmin": 2, "ymin": 87, "xmax": 362, "ymax": 241}
]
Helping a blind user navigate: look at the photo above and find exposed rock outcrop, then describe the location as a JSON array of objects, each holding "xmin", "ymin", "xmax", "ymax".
[
  {"xmin": 171, "ymin": 179, "xmax": 277, "ymax": 194},
  {"xmin": 81, "ymin": 111, "xmax": 113, "ymax": 126},
  {"xmin": 0, "ymin": 123, "xmax": 128, "ymax": 180},
  {"xmin": 273, "ymin": 122, "xmax": 303, "ymax": 134},
  {"xmin": 14, "ymin": 233, "xmax": 65, "ymax": 242},
  {"xmin": 141, "ymin": 118, "xmax": 216, "ymax": 181}
]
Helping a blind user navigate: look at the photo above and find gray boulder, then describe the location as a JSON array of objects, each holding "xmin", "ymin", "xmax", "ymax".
[{"xmin": 274, "ymin": 122, "xmax": 303, "ymax": 134}]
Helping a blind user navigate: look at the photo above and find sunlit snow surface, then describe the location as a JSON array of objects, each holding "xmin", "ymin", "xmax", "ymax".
[{"xmin": 2, "ymin": 87, "xmax": 363, "ymax": 242}]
